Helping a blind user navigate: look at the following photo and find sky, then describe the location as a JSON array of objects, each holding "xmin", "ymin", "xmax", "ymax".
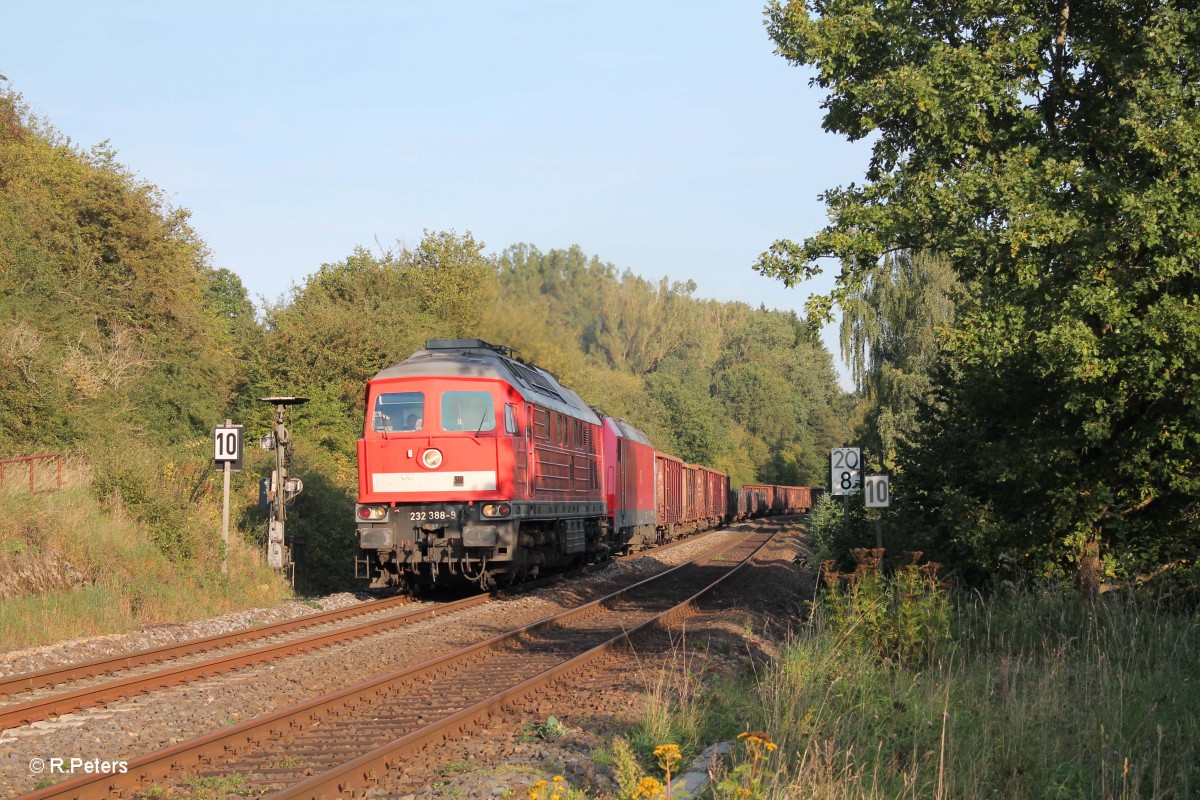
[{"xmin": 5, "ymin": 1, "xmax": 870, "ymax": 388}]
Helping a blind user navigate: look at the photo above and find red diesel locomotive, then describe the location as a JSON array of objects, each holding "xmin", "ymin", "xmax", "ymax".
[
  {"xmin": 601, "ymin": 417, "xmax": 657, "ymax": 550},
  {"xmin": 355, "ymin": 339, "xmax": 817, "ymax": 592},
  {"xmin": 355, "ymin": 340, "xmax": 606, "ymax": 591}
]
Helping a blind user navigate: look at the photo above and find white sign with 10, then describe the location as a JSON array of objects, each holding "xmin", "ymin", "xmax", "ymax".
[
  {"xmin": 864, "ymin": 475, "xmax": 891, "ymax": 508},
  {"xmin": 213, "ymin": 424, "xmax": 244, "ymax": 472}
]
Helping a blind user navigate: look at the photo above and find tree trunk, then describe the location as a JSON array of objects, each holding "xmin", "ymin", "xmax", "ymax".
[{"xmin": 1077, "ymin": 536, "xmax": 1101, "ymax": 600}]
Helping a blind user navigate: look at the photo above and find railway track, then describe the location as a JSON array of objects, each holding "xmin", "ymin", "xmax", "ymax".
[
  {"xmin": 0, "ymin": 526, "xmax": 735, "ymax": 733},
  {"xmin": 17, "ymin": 524, "xmax": 775, "ymax": 800}
]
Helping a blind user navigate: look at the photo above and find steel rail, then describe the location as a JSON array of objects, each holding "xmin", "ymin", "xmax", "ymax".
[
  {"xmin": 0, "ymin": 596, "xmax": 412, "ymax": 698},
  {"xmin": 273, "ymin": 530, "xmax": 771, "ymax": 800},
  {"xmin": 0, "ymin": 526, "xmax": 738, "ymax": 731},
  {"xmin": 0, "ymin": 593, "xmax": 492, "ymax": 731},
  {"xmin": 16, "ymin": 526, "xmax": 773, "ymax": 800}
]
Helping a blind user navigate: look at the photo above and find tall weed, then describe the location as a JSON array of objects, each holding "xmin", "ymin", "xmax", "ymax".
[
  {"xmin": 727, "ymin": 587, "xmax": 1200, "ymax": 799},
  {"xmin": 820, "ymin": 549, "xmax": 950, "ymax": 667}
]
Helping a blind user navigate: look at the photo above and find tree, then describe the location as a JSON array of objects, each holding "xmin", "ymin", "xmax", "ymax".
[
  {"xmin": 493, "ymin": 245, "xmax": 849, "ymax": 484},
  {"xmin": 758, "ymin": 1, "xmax": 1200, "ymax": 577},
  {"xmin": 0, "ymin": 90, "xmax": 240, "ymax": 450},
  {"xmin": 713, "ymin": 304, "xmax": 846, "ymax": 485},
  {"xmin": 258, "ymin": 230, "xmax": 493, "ymax": 449},
  {"xmin": 840, "ymin": 251, "xmax": 959, "ymax": 470}
]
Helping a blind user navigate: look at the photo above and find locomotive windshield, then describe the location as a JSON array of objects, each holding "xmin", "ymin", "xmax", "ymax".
[
  {"xmin": 372, "ymin": 392, "xmax": 424, "ymax": 432},
  {"xmin": 441, "ymin": 390, "xmax": 495, "ymax": 432}
]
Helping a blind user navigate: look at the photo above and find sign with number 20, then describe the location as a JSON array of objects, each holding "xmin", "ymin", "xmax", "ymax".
[{"xmin": 830, "ymin": 448, "xmax": 860, "ymax": 496}]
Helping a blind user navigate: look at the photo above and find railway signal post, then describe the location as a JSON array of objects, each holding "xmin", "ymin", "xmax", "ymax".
[{"xmin": 259, "ymin": 396, "xmax": 308, "ymax": 584}]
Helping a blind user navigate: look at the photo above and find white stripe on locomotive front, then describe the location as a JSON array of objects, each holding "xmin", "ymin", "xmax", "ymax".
[{"xmin": 372, "ymin": 471, "xmax": 498, "ymax": 493}]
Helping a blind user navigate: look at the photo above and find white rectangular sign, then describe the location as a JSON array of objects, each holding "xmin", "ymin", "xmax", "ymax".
[
  {"xmin": 864, "ymin": 475, "xmax": 890, "ymax": 508},
  {"xmin": 213, "ymin": 424, "xmax": 244, "ymax": 471},
  {"xmin": 214, "ymin": 425, "xmax": 242, "ymax": 461},
  {"xmin": 830, "ymin": 448, "xmax": 861, "ymax": 495}
]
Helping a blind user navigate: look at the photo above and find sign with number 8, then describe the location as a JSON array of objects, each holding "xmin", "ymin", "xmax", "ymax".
[{"xmin": 830, "ymin": 448, "xmax": 861, "ymax": 496}]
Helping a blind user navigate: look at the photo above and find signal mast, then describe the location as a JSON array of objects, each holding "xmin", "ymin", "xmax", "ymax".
[{"xmin": 259, "ymin": 396, "xmax": 308, "ymax": 583}]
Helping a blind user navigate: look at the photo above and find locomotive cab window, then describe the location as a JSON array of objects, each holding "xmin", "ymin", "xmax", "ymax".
[
  {"xmin": 504, "ymin": 404, "xmax": 518, "ymax": 435},
  {"xmin": 372, "ymin": 392, "xmax": 424, "ymax": 432},
  {"xmin": 441, "ymin": 391, "xmax": 496, "ymax": 432}
]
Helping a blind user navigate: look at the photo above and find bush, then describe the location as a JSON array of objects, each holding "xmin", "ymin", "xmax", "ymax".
[
  {"xmin": 0, "ymin": 449, "xmax": 287, "ymax": 651},
  {"xmin": 819, "ymin": 549, "xmax": 951, "ymax": 667},
  {"xmin": 805, "ymin": 493, "xmax": 878, "ymax": 569}
]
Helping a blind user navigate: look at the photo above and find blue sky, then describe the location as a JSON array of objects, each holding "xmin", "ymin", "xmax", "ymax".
[{"xmin": 6, "ymin": 1, "xmax": 869, "ymax": 387}]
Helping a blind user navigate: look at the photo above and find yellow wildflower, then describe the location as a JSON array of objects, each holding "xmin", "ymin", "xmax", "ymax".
[
  {"xmin": 653, "ymin": 743, "xmax": 683, "ymax": 771},
  {"xmin": 632, "ymin": 775, "xmax": 666, "ymax": 800}
]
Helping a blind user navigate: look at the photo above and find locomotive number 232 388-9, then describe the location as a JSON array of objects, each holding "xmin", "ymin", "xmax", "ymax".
[{"xmin": 410, "ymin": 509, "xmax": 457, "ymax": 521}]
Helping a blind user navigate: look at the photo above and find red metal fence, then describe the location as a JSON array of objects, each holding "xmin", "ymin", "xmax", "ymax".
[{"xmin": 0, "ymin": 453, "xmax": 63, "ymax": 493}]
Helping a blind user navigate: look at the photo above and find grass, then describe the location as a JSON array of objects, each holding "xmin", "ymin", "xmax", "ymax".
[
  {"xmin": 701, "ymin": 583, "xmax": 1200, "ymax": 799},
  {"xmin": 0, "ymin": 449, "xmax": 289, "ymax": 653},
  {"xmin": 578, "ymin": 572, "xmax": 1200, "ymax": 800},
  {"xmin": 625, "ymin": 631, "xmax": 746, "ymax": 766},
  {"xmin": 0, "ymin": 586, "xmax": 140, "ymax": 645},
  {"xmin": 134, "ymin": 773, "xmax": 262, "ymax": 799}
]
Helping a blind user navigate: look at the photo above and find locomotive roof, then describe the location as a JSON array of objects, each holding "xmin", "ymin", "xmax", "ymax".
[
  {"xmin": 603, "ymin": 416, "xmax": 652, "ymax": 446},
  {"xmin": 371, "ymin": 339, "xmax": 602, "ymax": 424}
]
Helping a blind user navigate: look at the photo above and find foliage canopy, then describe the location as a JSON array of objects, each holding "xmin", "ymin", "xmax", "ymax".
[
  {"xmin": 2, "ymin": 82, "xmax": 851, "ymax": 594},
  {"xmin": 759, "ymin": 0, "xmax": 1200, "ymax": 574}
]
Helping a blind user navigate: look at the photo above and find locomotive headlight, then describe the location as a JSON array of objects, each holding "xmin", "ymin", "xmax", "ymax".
[
  {"xmin": 481, "ymin": 503, "xmax": 511, "ymax": 518},
  {"xmin": 420, "ymin": 448, "xmax": 443, "ymax": 469},
  {"xmin": 357, "ymin": 505, "xmax": 387, "ymax": 521}
]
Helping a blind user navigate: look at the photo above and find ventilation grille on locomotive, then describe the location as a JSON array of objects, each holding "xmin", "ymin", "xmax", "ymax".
[{"xmin": 508, "ymin": 361, "xmax": 566, "ymax": 403}]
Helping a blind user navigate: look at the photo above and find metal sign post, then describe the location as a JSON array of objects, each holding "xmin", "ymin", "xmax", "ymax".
[
  {"xmin": 213, "ymin": 420, "xmax": 244, "ymax": 577},
  {"xmin": 259, "ymin": 397, "xmax": 308, "ymax": 584}
]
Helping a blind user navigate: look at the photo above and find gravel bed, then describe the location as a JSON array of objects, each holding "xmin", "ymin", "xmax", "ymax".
[
  {"xmin": 0, "ymin": 528, "xmax": 758, "ymax": 798},
  {"xmin": 377, "ymin": 526, "xmax": 813, "ymax": 799},
  {"xmin": 0, "ymin": 597, "xmax": 452, "ymax": 711},
  {"xmin": 0, "ymin": 592, "xmax": 370, "ymax": 679}
]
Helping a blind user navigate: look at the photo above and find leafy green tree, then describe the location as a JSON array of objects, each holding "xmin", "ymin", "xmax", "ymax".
[
  {"xmin": 0, "ymin": 90, "xmax": 240, "ymax": 451},
  {"xmin": 255, "ymin": 230, "xmax": 493, "ymax": 590},
  {"xmin": 259, "ymin": 230, "xmax": 493, "ymax": 423},
  {"xmin": 0, "ymin": 89, "xmax": 279, "ymax": 595},
  {"xmin": 758, "ymin": 0, "xmax": 1200, "ymax": 578},
  {"xmin": 588, "ymin": 273, "xmax": 700, "ymax": 376},
  {"xmin": 840, "ymin": 251, "xmax": 959, "ymax": 470},
  {"xmin": 644, "ymin": 354, "xmax": 729, "ymax": 465},
  {"xmin": 714, "ymin": 304, "xmax": 846, "ymax": 485},
  {"xmin": 494, "ymin": 245, "xmax": 848, "ymax": 484}
]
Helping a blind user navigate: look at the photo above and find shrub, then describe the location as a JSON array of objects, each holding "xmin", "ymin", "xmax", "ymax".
[
  {"xmin": 805, "ymin": 493, "xmax": 876, "ymax": 569},
  {"xmin": 819, "ymin": 549, "xmax": 950, "ymax": 667}
]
